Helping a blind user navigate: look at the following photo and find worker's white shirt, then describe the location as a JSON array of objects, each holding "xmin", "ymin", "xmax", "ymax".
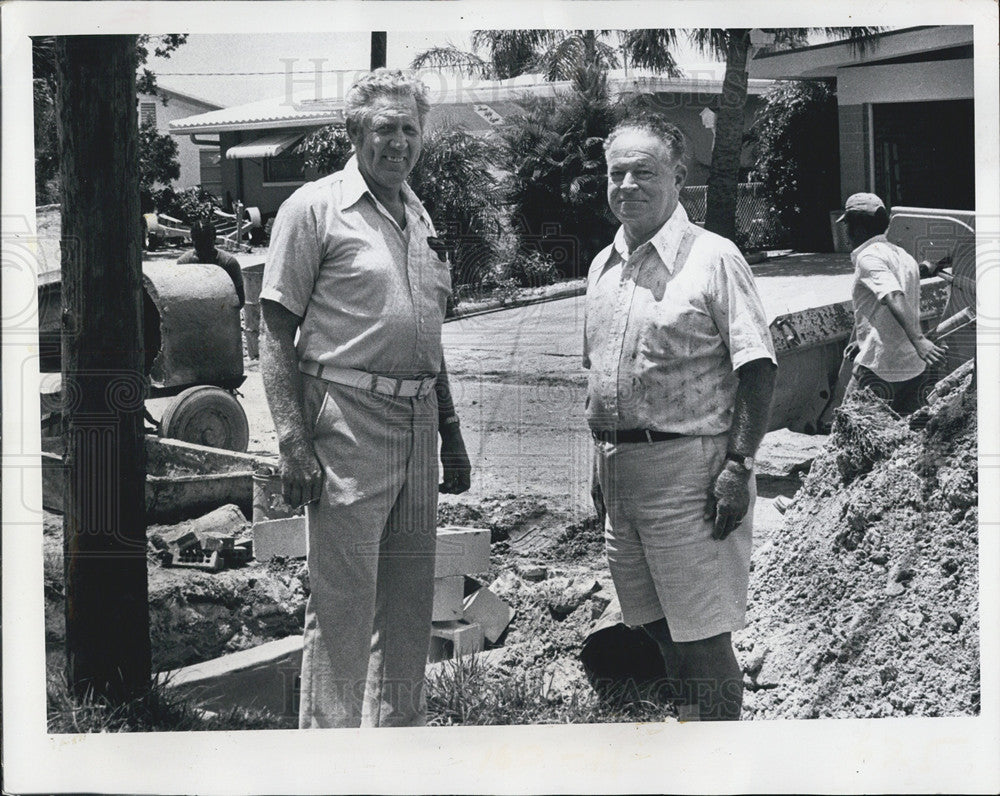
[{"xmin": 851, "ymin": 234, "xmax": 925, "ymax": 382}]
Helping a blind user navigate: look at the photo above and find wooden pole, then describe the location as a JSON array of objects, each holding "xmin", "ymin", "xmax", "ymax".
[
  {"xmin": 370, "ymin": 32, "xmax": 387, "ymax": 70},
  {"xmin": 57, "ymin": 34, "xmax": 151, "ymax": 702}
]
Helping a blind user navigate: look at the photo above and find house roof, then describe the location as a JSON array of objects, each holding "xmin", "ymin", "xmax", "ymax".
[
  {"xmin": 749, "ymin": 25, "xmax": 973, "ymax": 80},
  {"xmin": 146, "ymin": 84, "xmax": 223, "ymax": 111},
  {"xmin": 169, "ymin": 71, "xmax": 774, "ymax": 134}
]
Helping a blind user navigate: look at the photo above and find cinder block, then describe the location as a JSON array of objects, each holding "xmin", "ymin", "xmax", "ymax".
[
  {"xmin": 202, "ymin": 533, "xmax": 235, "ymax": 551},
  {"xmin": 435, "ymin": 526, "xmax": 489, "ymax": 578},
  {"xmin": 462, "ymin": 587, "xmax": 514, "ymax": 643},
  {"xmin": 429, "ymin": 620, "xmax": 484, "ymax": 661},
  {"xmin": 432, "ymin": 576, "xmax": 465, "ymax": 622},
  {"xmin": 253, "ymin": 516, "xmax": 307, "ymax": 562}
]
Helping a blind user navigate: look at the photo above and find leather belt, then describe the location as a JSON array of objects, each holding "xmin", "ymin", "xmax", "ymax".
[
  {"xmin": 298, "ymin": 361, "xmax": 437, "ymax": 399},
  {"xmin": 591, "ymin": 428, "xmax": 686, "ymax": 444}
]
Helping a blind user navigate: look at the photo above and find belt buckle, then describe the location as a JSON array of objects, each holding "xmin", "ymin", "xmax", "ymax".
[
  {"xmin": 644, "ymin": 429, "xmax": 653, "ymax": 443},
  {"xmin": 416, "ymin": 376, "xmax": 435, "ymax": 400}
]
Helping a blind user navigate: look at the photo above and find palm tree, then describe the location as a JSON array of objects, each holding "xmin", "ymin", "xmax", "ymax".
[
  {"xmin": 627, "ymin": 28, "xmax": 883, "ymax": 241},
  {"xmin": 412, "ymin": 29, "xmax": 682, "ymax": 82},
  {"xmin": 415, "ymin": 28, "xmax": 882, "ymax": 245}
]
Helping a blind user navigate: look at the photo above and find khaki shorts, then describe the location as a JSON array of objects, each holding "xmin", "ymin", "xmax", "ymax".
[{"xmin": 595, "ymin": 434, "xmax": 754, "ymax": 642}]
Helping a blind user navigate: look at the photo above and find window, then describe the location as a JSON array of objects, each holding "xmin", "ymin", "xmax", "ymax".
[
  {"xmin": 140, "ymin": 101, "xmax": 157, "ymax": 128},
  {"xmin": 263, "ymin": 150, "xmax": 306, "ymax": 184}
]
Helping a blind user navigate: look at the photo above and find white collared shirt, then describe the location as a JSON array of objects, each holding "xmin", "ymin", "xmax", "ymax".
[
  {"xmin": 583, "ymin": 203, "xmax": 775, "ymax": 435},
  {"xmin": 261, "ymin": 155, "xmax": 451, "ymax": 376},
  {"xmin": 851, "ymin": 234, "xmax": 925, "ymax": 382}
]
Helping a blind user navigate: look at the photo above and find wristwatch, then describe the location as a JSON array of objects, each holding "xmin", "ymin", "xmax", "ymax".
[{"xmin": 725, "ymin": 450, "xmax": 755, "ymax": 471}]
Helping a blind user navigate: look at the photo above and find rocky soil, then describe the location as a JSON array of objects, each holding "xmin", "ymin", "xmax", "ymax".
[{"xmin": 738, "ymin": 360, "xmax": 979, "ymax": 719}]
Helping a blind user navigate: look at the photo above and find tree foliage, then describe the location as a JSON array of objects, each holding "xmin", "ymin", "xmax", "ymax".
[
  {"xmin": 495, "ymin": 64, "xmax": 620, "ymax": 278},
  {"xmin": 752, "ymin": 79, "xmax": 840, "ymax": 251},
  {"xmin": 294, "ymin": 124, "xmax": 353, "ymax": 176},
  {"xmin": 32, "ymin": 34, "xmax": 188, "ymax": 204},
  {"xmin": 408, "ymin": 127, "xmax": 506, "ymax": 290},
  {"xmin": 139, "ymin": 121, "xmax": 180, "ymax": 193}
]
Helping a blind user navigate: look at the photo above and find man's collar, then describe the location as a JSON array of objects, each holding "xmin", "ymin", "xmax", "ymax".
[
  {"xmin": 338, "ymin": 154, "xmax": 433, "ymax": 228},
  {"xmin": 610, "ymin": 202, "xmax": 690, "ymax": 273},
  {"xmin": 851, "ymin": 233, "xmax": 888, "ymax": 260}
]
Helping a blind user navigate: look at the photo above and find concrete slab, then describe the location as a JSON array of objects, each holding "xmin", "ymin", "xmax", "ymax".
[{"xmin": 253, "ymin": 516, "xmax": 307, "ymax": 561}]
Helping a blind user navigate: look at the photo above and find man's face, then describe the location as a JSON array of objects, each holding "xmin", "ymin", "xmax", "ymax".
[
  {"xmin": 353, "ymin": 93, "xmax": 423, "ymax": 194},
  {"xmin": 606, "ymin": 128, "xmax": 686, "ymax": 240}
]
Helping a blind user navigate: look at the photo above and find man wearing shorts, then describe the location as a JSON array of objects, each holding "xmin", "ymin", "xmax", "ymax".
[
  {"xmin": 584, "ymin": 115, "xmax": 776, "ymax": 721},
  {"xmin": 259, "ymin": 69, "xmax": 470, "ymax": 728},
  {"xmin": 840, "ymin": 192, "xmax": 947, "ymax": 414}
]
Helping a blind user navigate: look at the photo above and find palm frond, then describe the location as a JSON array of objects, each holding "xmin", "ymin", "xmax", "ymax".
[
  {"xmin": 411, "ymin": 46, "xmax": 496, "ymax": 80},
  {"xmin": 619, "ymin": 29, "xmax": 683, "ymax": 77}
]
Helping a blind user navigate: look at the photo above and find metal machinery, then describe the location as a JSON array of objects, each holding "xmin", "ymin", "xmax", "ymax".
[{"xmin": 38, "ymin": 260, "xmax": 250, "ymax": 452}]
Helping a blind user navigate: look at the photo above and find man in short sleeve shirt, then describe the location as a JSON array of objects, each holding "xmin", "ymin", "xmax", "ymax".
[
  {"xmin": 259, "ymin": 69, "xmax": 470, "ymax": 728},
  {"xmin": 840, "ymin": 192, "xmax": 946, "ymax": 414},
  {"xmin": 584, "ymin": 115, "xmax": 776, "ymax": 721}
]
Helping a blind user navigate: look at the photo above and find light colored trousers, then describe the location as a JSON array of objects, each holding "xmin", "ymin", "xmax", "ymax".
[
  {"xmin": 596, "ymin": 433, "xmax": 754, "ymax": 643},
  {"xmin": 298, "ymin": 374, "xmax": 438, "ymax": 728}
]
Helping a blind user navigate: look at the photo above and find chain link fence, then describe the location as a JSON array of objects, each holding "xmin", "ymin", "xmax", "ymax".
[{"xmin": 680, "ymin": 182, "xmax": 784, "ymax": 251}]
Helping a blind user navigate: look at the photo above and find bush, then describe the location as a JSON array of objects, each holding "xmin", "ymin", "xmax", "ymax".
[
  {"xmin": 751, "ymin": 80, "xmax": 840, "ymax": 252},
  {"xmin": 408, "ymin": 126, "xmax": 509, "ymax": 293},
  {"xmin": 295, "ymin": 124, "xmax": 353, "ymax": 176},
  {"xmin": 149, "ymin": 185, "xmax": 224, "ymax": 224},
  {"xmin": 496, "ymin": 64, "xmax": 619, "ymax": 279}
]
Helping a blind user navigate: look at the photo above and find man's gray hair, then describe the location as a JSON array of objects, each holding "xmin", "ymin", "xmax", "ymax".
[
  {"xmin": 605, "ymin": 114, "xmax": 687, "ymax": 164},
  {"xmin": 344, "ymin": 68, "xmax": 431, "ymax": 141}
]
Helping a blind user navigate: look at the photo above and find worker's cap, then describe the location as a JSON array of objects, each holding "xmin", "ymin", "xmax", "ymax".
[{"xmin": 836, "ymin": 192, "xmax": 886, "ymax": 223}]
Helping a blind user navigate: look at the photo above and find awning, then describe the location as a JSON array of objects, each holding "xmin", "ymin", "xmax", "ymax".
[{"xmin": 225, "ymin": 131, "xmax": 306, "ymax": 160}]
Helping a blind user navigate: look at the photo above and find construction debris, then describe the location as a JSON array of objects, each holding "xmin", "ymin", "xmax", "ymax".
[{"xmin": 152, "ymin": 503, "xmax": 252, "ymax": 572}]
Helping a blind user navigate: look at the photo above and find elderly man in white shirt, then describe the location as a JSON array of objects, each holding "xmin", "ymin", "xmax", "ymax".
[{"xmin": 585, "ymin": 114, "xmax": 776, "ymax": 721}]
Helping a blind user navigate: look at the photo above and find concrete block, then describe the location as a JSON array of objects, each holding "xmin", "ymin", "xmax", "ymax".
[
  {"xmin": 201, "ymin": 533, "xmax": 235, "ymax": 551},
  {"xmin": 253, "ymin": 516, "xmax": 307, "ymax": 561},
  {"xmin": 435, "ymin": 526, "xmax": 489, "ymax": 578},
  {"xmin": 429, "ymin": 620, "xmax": 484, "ymax": 661},
  {"xmin": 162, "ymin": 635, "xmax": 302, "ymax": 718},
  {"xmin": 462, "ymin": 587, "xmax": 514, "ymax": 643},
  {"xmin": 432, "ymin": 575, "xmax": 465, "ymax": 622}
]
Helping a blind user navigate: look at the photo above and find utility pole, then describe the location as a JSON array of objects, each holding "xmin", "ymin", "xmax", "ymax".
[
  {"xmin": 370, "ymin": 31, "xmax": 387, "ymax": 70},
  {"xmin": 57, "ymin": 35, "xmax": 151, "ymax": 702}
]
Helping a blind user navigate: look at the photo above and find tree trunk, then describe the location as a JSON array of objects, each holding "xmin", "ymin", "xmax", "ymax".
[
  {"xmin": 57, "ymin": 35, "xmax": 151, "ymax": 703},
  {"xmin": 705, "ymin": 30, "xmax": 750, "ymax": 244},
  {"xmin": 370, "ymin": 32, "xmax": 387, "ymax": 70}
]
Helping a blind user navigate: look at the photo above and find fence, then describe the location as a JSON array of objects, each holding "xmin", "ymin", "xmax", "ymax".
[{"xmin": 680, "ymin": 182, "xmax": 783, "ymax": 251}]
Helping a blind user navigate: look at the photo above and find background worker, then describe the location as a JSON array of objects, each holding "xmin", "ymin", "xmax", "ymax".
[
  {"xmin": 840, "ymin": 192, "xmax": 947, "ymax": 414},
  {"xmin": 177, "ymin": 219, "xmax": 246, "ymax": 307}
]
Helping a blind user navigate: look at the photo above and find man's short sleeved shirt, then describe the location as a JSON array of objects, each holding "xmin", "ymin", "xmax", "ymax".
[
  {"xmin": 851, "ymin": 234, "xmax": 925, "ymax": 382},
  {"xmin": 583, "ymin": 203, "xmax": 776, "ymax": 436},
  {"xmin": 261, "ymin": 155, "xmax": 451, "ymax": 376}
]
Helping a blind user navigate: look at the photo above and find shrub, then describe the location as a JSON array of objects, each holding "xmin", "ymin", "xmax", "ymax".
[
  {"xmin": 751, "ymin": 80, "xmax": 840, "ymax": 252},
  {"xmin": 295, "ymin": 124, "xmax": 353, "ymax": 176},
  {"xmin": 496, "ymin": 64, "xmax": 619, "ymax": 279},
  {"xmin": 150, "ymin": 185, "xmax": 224, "ymax": 224},
  {"xmin": 408, "ymin": 126, "xmax": 509, "ymax": 293}
]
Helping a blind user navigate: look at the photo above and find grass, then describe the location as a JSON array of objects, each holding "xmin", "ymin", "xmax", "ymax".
[
  {"xmin": 46, "ymin": 663, "xmax": 294, "ymax": 733},
  {"xmin": 424, "ymin": 655, "xmax": 675, "ymax": 727}
]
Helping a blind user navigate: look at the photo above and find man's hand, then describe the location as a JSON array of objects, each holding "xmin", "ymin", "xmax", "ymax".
[
  {"xmin": 280, "ymin": 438, "xmax": 323, "ymax": 509},
  {"xmin": 440, "ymin": 427, "xmax": 471, "ymax": 494},
  {"xmin": 914, "ymin": 335, "xmax": 947, "ymax": 368},
  {"xmin": 591, "ymin": 456, "xmax": 606, "ymax": 526},
  {"xmin": 704, "ymin": 462, "xmax": 751, "ymax": 540}
]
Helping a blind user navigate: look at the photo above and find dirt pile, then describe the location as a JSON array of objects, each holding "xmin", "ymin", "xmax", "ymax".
[{"xmin": 739, "ymin": 360, "xmax": 978, "ymax": 719}]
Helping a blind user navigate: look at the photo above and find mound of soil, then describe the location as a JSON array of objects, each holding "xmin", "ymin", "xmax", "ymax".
[{"xmin": 739, "ymin": 361, "xmax": 978, "ymax": 719}]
